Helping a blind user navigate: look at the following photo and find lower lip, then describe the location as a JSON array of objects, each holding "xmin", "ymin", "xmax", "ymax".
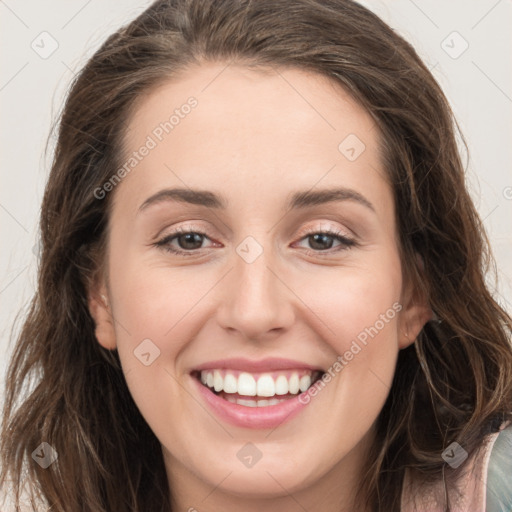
[{"xmin": 192, "ymin": 376, "xmax": 311, "ymax": 429}]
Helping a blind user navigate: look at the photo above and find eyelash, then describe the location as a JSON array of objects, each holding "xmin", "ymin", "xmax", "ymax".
[{"xmin": 153, "ymin": 225, "xmax": 357, "ymax": 257}]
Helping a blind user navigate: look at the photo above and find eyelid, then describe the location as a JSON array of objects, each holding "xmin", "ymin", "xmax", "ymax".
[
  {"xmin": 294, "ymin": 221, "xmax": 355, "ymax": 241},
  {"xmin": 154, "ymin": 221, "xmax": 353, "ymax": 244},
  {"xmin": 292, "ymin": 225, "xmax": 358, "ymax": 254},
  {"xmin": 151, "ymin": 221, "xmax": 213, "ymax": 242},
  {"xmin": 152, "ymin": 220, "xmax": 358, "ymax": 257},
  {"xmin": 154, "ymin": 223, "xmax": 218, "ymax": 248}
]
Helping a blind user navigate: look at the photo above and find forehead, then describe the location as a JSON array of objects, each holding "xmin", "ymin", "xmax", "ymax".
[{"xmin": 113, "ymin": 62, "xmax": 391, "ymax": 219}]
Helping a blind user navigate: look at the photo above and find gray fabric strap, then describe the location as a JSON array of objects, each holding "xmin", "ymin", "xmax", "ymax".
[{"xmin": 486, "ymin": 423, "xmax": 512, "ymax": 512}]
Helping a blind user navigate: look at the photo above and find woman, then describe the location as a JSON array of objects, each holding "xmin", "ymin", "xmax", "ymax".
[{"xmin": 1, "ymin": 0, "xmax": 511, "ymax": 510}]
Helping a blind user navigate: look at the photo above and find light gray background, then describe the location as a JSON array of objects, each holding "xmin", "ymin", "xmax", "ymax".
[{"xmin": 1, "ymin": 0, "xmax": 511, "ymax": 417}]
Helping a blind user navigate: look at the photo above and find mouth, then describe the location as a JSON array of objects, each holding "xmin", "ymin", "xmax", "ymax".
[
  {"xmin": 191, "ymin": 368, "xmax": 325, "ymax": 407},
  {"xmin": 190, "ymin": 358, "xmax": 327, "ymax": 428}
]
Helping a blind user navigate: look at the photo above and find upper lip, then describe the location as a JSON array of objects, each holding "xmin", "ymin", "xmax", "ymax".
[{"xmin": 193, "ymin": 358, "xmax": 324, "ymax": 373}]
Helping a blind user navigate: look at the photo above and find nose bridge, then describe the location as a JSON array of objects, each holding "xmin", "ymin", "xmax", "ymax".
[{"xmin": 216, "ymin": 233, "xmax": 294, "ymax": 338}]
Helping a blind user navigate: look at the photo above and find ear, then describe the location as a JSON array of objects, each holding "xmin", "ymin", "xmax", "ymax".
[
  {"xmin": 397, "ymin": 254, "xmax": 432, "ymax": 349},
  {"xmin": 87, "ymin": 278, "xmax": 117, "ymax": 351}
]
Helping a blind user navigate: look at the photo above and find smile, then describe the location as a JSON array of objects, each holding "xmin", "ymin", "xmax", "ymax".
[
  {"xmin": 191, "ymin": 359, "xmax": 325, "ymax": 429},
  {"xmin": 197, "ymin": 369, "xmax": 323, "ymax": 406}
]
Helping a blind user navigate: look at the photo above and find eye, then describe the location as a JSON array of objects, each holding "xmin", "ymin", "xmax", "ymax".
[
  {"xmin": 153, "ymin": 226, "xmax": 216, "ymax": 256},
  {"xmin": 294, "ymin": 227, "xmax": 357, "ymax": 255},
  {"xmin": 153, "ymin": 225, "xmax": 357, "ymax": 256}
]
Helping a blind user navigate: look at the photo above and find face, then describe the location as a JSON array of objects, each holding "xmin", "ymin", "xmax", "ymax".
[{"xmin": 89, "ymin": 62, "xmax": 429, "ymax": 507}]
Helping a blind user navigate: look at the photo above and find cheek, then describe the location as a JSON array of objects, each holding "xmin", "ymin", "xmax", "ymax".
[
  {"xmin": 336, "ymin": 280, "xmax": 400, "ymax": 361},
  {"xmin": 109, "ymin": 258, "xmax": 208, "ymax": 348},
  {"xmin": 299, "ymin": 261, "xmax": 402, "ymax": 436},
  {"xmin": 106, "ymin": 261, "xmax": 207, "ymax": 439},
  {"xmin": 109, "ymin": 241, "xmax": 403, "ymax": 365},
  {"xmin": 294, "ymin": 256, "xmax": 403, "ymax": 357},
  {"xmin": 293, "ymin": 254, "xmax": 403, "ymax": 427}
]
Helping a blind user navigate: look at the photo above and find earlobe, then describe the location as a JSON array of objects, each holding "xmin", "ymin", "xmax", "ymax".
[
  {"xmin": 398, "ymin": 302, "xmax": 432, "ymax": 349},
  {"xmin": 398, "ymin": 254, "xmax": 433, "ymax": 349},
  {"xmin": 88, "ymin": 286, "xmax": 117, "ymax": 350}
]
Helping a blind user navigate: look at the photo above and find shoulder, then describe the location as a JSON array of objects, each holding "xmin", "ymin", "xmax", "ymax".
[
  {"xmin": 401, "ymin": 420, "xmax": 512, "ymax": 512},
  {"xmin": 486, "ymin": 421, "xmax": 512, "ymax": 512}
]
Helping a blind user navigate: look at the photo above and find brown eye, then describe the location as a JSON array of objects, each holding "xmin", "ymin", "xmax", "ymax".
[
  {"xmin": 154, "ymin": 227, "xmax": 215, "ymax": 255},
  {"xmin": 308, "ymin": 233, "xmax": 337, "ymax": 251},
  {"xmin": 295, "ymin": 228, "xmax": 356, "ymax": 254},
  {"xmin": 174, "ymin": 232, "xmax": 205, "ymax": 250}
]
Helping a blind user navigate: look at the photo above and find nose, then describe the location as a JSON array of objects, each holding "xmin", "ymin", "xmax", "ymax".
[{"xmin": 215, "ymin": 242, "xmax": 296, "ymax": 342}]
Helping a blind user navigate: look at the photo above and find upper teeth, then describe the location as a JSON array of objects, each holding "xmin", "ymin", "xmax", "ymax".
[{"xmin": 200, "ymin": 370, "xmax": 317, "ymax": 397}]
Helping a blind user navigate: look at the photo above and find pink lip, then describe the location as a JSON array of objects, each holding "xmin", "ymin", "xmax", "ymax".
[
  {"xmin": 193, "ymin": 357, "xmax": 323, "ymax": 373},
  {"xmin": 192, "ymin": 376, "xmax": 311, "ymax": 429}
]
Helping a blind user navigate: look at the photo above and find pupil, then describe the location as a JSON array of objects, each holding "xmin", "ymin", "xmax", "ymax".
[
  {"xmin": 180, "ymin": 233, "xmax": 203, "ymax": 249},
  {"xmin": 176, "ymin": 233, "xmax": 335, "ymax": 251},
  {"xmin": 310, "ymin": 234, "xmax": 333, "ymax": 250}
]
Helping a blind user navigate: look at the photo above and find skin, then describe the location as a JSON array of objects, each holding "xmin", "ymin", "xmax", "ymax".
[{"xmin": 88, "ymin": 62, "xmax": 430, "ymax": 512}]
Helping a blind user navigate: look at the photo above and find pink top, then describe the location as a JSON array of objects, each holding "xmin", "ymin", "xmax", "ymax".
[{"xmin": 400, "ymin": 423, "xmax": 508, "ymax": 511}]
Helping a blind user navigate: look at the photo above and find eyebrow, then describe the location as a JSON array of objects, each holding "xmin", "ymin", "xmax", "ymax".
[
  {"xmin": 139, "ymin": 188, "xmax": 225, "ymax": 211},
  {"xmin": 138, "ymin": 187, "xmax": 375, "ymax": 213},
  {"xmin": 289, "ymin": 188, "xmax": 375, "ymax": 212}
]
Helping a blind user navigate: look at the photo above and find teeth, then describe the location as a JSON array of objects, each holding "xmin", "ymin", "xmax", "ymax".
[
  {"xmin": 199, "ymin": 369, "xmax": 319, "ymax": 397},
  {"xmin": 299, "ymin": 375, "xmax": 312, "ymax": 392},
  {"xmin": 275, "ymin": 375, "xmax": 289, "ymax": 395},
  {"xmin": 256, "ymin": 375, "xmax": 275, "ymax": 397},
  {"xmin": 238, "ymin": 372, "xmax": 257, "ymax": 396},
  {"xmin": 238, "ymin": 399, "xmax": 257, "ymax": 407},
  {"xmin": 288, "ymin": 373, "xmax": 300, "ymax": 394},
  {"xmin": 213, "ymin": 370, "xmax": 223, "ymax": 392},
  {"xmin": 224, "ymin": 395, "xmax": 287, "ymax": 407},
  {"xmin": 224, "ymin": 373, "xmax": 238, "ymax": 393}
]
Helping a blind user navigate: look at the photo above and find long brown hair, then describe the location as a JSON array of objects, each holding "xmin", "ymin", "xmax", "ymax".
[{"xmin": 2, "ymin": 1, "xmax": 512, "ymax": 510}]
